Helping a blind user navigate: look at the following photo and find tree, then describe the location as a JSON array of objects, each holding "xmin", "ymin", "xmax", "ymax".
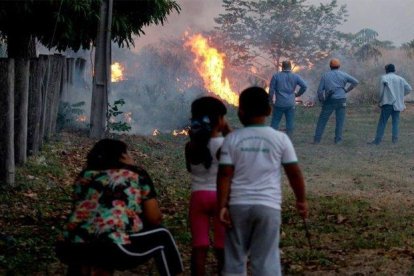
[
  {"xmin": 0, "ymin": 0, "xmax": 180, "ymax": 58},
  {"xmin": 214, "ymin": 0, "xmax": 348, "ymax": 70},
  {"xmin": 351, "ymin": 28, "xmax": 395, "ymax": 61},
  {"xmin": 402, "ymin": 39, "xmax": 414, "ymax": 59}
]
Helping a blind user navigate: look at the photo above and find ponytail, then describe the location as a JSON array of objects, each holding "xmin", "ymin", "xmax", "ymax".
[{"xmin": 187, "ymin": 97, "xmax": 227, "ymax": 169}]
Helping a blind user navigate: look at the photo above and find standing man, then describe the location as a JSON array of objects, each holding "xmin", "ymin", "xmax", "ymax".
[
  {"xmin": 269, "ymin": 60, "xmax": 307, "ymax": 137},
  {"xmin": 313, "ymin": 58, "xmax": 359, "ymax": 144},
  {"xmin": 369, "ymin": 64, "xmax": 412, "ymax": 145}
]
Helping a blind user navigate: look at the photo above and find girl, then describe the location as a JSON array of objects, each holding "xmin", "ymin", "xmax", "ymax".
[
  {"xmin": 185, "ymin": 97, "xmax": 230, "ymax": 275},
  {"xmin": 56, "ymin": 139, "xmax": 183, "ymax": 276}
]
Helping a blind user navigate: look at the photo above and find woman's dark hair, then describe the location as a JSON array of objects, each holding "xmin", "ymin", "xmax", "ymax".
[
  {"xmin": 239, "ymin": 86, "xmax": 271, "ymax": 118},
  {"xmin": 86, "ymin": 139, "xmax": 128, "ymax": 170},
  {"xmin": 187, "ymin": 96, "xmax": 227, "ymax": 169}
]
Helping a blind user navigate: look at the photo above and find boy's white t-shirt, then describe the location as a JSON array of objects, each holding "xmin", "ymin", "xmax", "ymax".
[
  {"xmin": 219, "ymin": 125, "xmax": 298, "ymax": 210},
  {"xmin": 190, "ymin": 137, "xmax": 224, "ymax": 192}
]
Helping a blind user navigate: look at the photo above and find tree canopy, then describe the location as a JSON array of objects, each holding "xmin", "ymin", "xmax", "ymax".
[
  {"xmin": 347, "ymin": 28, "xmax": 395, "ymax": 61},
  {"xmin": 401, "ymin": 39, "xmax": 414, "ymax": 59},
  {"xmin": 0, "ymin": 0, "xmax": 180, "ymax": 58},
  {"xmin": 214, "ymin": 0, "xmax": 348, "ymax": 70}
]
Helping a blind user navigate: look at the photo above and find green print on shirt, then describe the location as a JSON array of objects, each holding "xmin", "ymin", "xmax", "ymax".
[{"xmin": 240, "ymin": 147, "xmax": 270, "ymax": 153}]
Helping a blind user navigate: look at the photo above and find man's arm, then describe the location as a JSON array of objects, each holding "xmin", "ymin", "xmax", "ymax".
[
  {"xmin": 283, "ymin": 163, "xmax": 307, "ymax": 218},
  {"xmin": 217, "ymin": 164, "xmax": 234, "ymax": 227},
  {"xmin": 295, "ymin": 75, "xmax": 307, "ymax": 97},
  {"xmin": 403, "ymin": 79, "xmax": 412, "ymax": 96},
  {"xmin": 269, "ymin": 75, "xmax": 277, "ymax": 104},
  {"xmin": 317, "ymin": 77, "xmax": 326, "ymax": 102},
  {"xmin": 345, "ymin": 74, "xmax": 359, "ymax": 92},
  {"xmin": 379, "ymin": 77, "xmax": 386, "ymax": 104}
]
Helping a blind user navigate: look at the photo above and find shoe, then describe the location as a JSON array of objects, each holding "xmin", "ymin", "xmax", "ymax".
[
  {"xmin": 334, "ymin": 139, "xmax": 343, "ymax": 145},
  {"xmin": 367, "ymin": 140, "xmax": 380, "ymax": 145}
]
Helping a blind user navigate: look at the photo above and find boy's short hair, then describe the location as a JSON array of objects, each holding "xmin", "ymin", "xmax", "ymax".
[{"xmin": 239, "ymin": 86, "xmax": 271, "ymax": 117}]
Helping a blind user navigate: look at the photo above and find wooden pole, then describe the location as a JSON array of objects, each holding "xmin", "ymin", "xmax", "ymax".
[
  {"xmin": 14, "ymin": 58, "xmax": 30, "ymax": 165},
  {"xmin": 27, "ymin": 57, "xmax": 46, "ymax": 156},
  {"xmin": 90, "ymin": 0, "xmax": 113, "ymax": 139},
  {"xmin": 0, "ymin": 59, "xmax": 15, "ymax": 186}
]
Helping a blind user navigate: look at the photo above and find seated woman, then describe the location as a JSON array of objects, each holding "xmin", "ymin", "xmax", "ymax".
[{"xmin": 56, "ymin": 139, "xmax": 183, "ymax": 276}]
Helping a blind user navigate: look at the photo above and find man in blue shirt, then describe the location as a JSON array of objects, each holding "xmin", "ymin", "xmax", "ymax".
[
  {"xmin": 313, "ymin": 59, "xmax": 359, "ymax": 144},
  {"xmin": 269, "ymin": 61, "xmax": 307, "ymax": 137}
]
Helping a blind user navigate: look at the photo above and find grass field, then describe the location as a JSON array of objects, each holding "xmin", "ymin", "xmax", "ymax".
[{"xmin": 1, "ymin": 103, "xmax": 414, "ymax": 275}]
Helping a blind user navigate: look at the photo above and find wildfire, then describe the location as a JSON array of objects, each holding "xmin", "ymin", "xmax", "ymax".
[
  {"xmin": 111, "ymin": 62, "xmax": 125, "ymax": 82},
  {"xmin": 292, "ymin": 64, "xmax": 301, "ymax": 73},
  {"xmin": 172, "ymin": 129, "xmax": 189, "ymax": 136},
  {"xmin": 185, "ymin": 34, "xmax": 239, "ymax": 106},
  {"xmin": 76, "ymin": 115, "xmax": 87, "ymax": 122}
]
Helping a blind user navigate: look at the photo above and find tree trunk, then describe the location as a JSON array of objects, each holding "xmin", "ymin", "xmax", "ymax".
[
  {"xmin": 0, "ymin": 59, "xmax": 15, "ymax": 186},
  {"xmin": 14, "ymin": 58, "xmax": 30, "ymax": 165},
  {"xmin": 90, "ymin": 0, "xmax": 113, "ymax": 139},
  {"xmin": 28, "ymin": 57, "xmax": 47, "ymax": 156}
]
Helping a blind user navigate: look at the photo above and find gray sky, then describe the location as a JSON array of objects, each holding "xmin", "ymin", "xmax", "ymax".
[{"xmin": 136, "ymin": 0, "xmax": 414, "ymax": 49}]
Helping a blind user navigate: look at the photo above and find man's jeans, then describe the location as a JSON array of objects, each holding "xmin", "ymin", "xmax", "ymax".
[
  {"xmin": 271, "ymin": 106, "xmax": 295, "ymax": 137},
  {"xmin": 314, "ymin": 98, "xmax": 346, "ymax": 143},
  {"xmin": 373, "ymin": 104, "xmax": 400, "ymax": 144}
]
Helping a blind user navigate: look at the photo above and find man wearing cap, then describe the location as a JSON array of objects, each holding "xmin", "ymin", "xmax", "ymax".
[
  {"xmin": 369, "ymin": 64, "xmax": 412, "ymax": 145},
  {"xmin": 313, "ymin": 58, "xmax": 359, "ymax": 144},
  {"xmin": 269, "ymin": 60, "xmax": 307, "ymax": 137}
]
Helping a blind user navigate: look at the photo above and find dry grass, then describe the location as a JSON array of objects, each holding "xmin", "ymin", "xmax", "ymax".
[{"xmin": 1, "ymin": 103, "xmax": 414, "ymax": 275}]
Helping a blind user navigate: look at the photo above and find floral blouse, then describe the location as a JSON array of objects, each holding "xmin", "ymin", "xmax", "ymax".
[{"xmin": 64, "ymin": 166, "xmax": 157, "ymax": 245}]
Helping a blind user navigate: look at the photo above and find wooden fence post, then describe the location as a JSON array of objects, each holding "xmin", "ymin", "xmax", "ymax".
[
  {"xmin": 0, "ymin": 58, "xmax": 15, "ymax": 186},
  {"xmin": 14, "ymin": 58, "xmax": 30, "ymax": 165},
  {"xmin": 49, "ymin": 54, "xmax": 64, "ymax": 134},
  {"xmin": 28, "ymin": 57, "xmax": 47, "ymax": 156},
  {"xmin": 39, "ymin": 54, "xmax": 50, "ymax": 149}
]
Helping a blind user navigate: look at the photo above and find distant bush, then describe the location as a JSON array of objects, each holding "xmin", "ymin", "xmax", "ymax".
[
  {"xmin": 106, "ymin": 99, "xmax": 131, "ymax": 133},
  {"xmin": 57, "ymin": 101, "xmax": 87, "ymax": 131}
]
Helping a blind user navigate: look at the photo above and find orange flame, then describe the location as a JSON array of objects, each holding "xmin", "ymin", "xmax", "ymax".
[
  {"xmin": 185, "ymin": 34, "xmax": 239, "ymax": 106},
  {"xmin": 111, "ymin": 62, "xmax": 125, "ymax": 82},
  {"xmin": 172, "ymin": 129, "xmax": 189, "ymax": 136},
  {"xmin": 76, "ymin": 115, "xmax": 87, "ymax": 122}
]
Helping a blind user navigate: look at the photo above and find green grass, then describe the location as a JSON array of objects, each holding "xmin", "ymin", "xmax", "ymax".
[{"xmin": 1, "ymin": 104, "xmax": 414, "ymax": 275}]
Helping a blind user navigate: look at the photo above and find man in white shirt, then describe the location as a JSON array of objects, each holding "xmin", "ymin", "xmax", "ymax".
[{"xmin": 369, "ymin": 64, "xmax": 412, "ymax": 144}]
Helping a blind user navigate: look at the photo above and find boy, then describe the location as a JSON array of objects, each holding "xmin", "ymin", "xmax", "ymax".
[{"xmin": 217, "ymin": 86, "xmax": 308, "ymax": 276}]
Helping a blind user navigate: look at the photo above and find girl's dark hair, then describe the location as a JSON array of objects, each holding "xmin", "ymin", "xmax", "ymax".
[
  {"xmin": 86, "ymin": 139, "xmax": 128, "ymax": 170},
  {"xmin": 188, "ymin": 96, "xmax": 227, "ymax": 169}
]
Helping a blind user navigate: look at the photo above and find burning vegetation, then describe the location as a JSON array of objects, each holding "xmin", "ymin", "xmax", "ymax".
[
  {"xmin": 185, "ymin": 34, "xmax": 239, "ymax": 106},
  {"xmin": 111, "ymin": 62, "xmax": 126, "ymax": 82}
]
